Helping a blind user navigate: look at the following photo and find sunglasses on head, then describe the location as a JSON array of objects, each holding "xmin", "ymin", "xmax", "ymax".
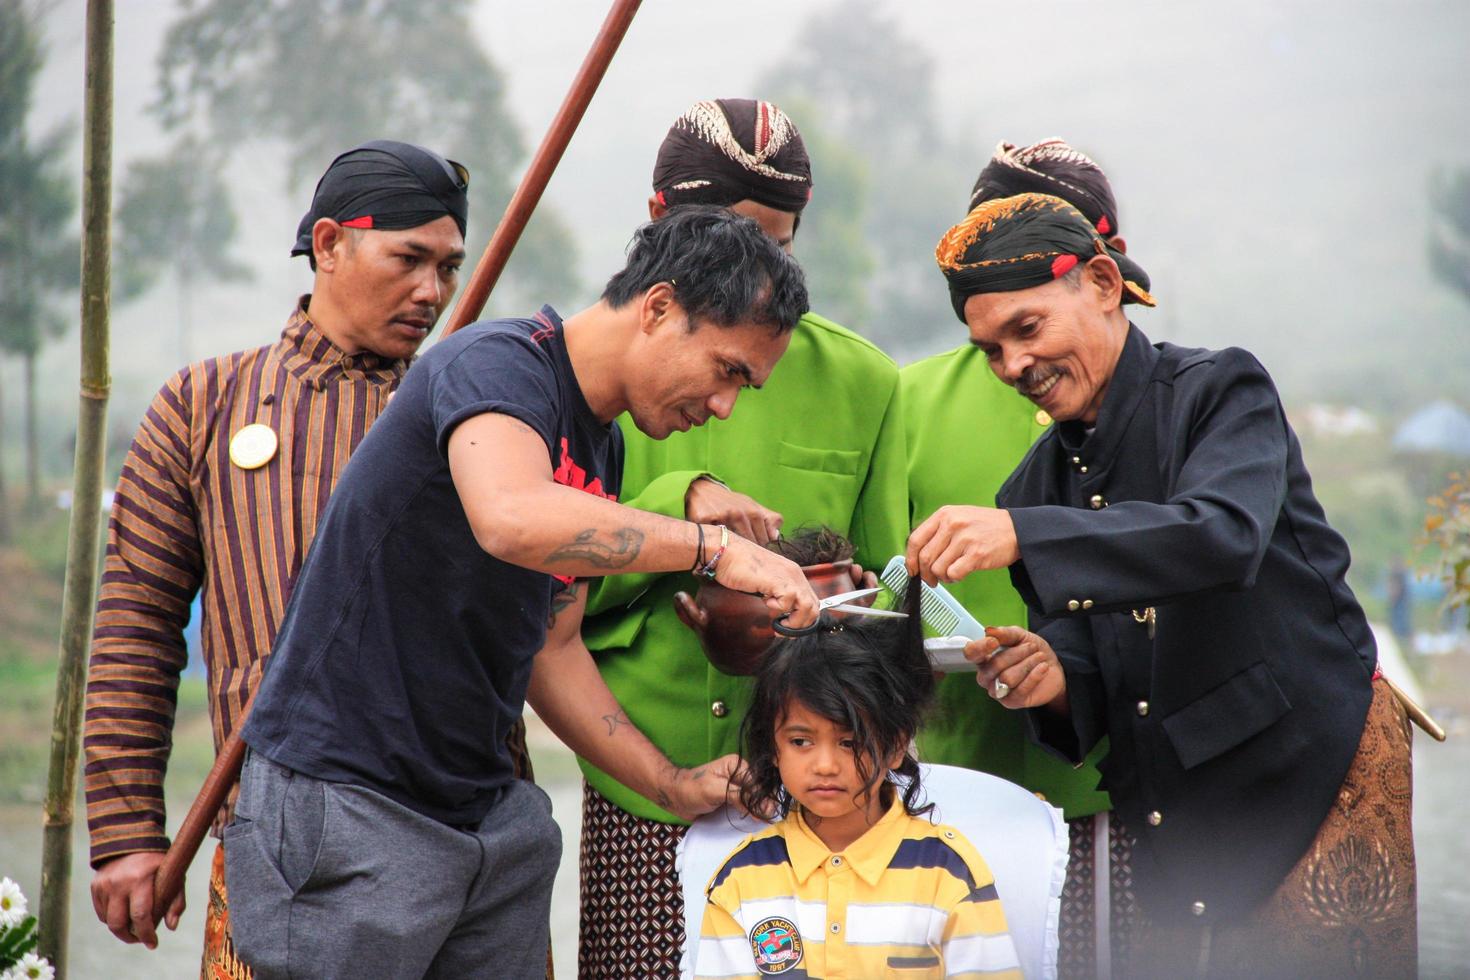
[{"xmin": 438, "ymin": 156, "xmax": 470, "ymax": 192}]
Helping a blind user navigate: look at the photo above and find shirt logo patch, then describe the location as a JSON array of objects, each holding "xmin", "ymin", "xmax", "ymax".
[{"xmin": 749, "ymin": 916, "xmax": 804, "ymax": 974}]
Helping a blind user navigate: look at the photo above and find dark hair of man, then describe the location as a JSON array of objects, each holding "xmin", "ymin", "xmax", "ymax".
[
  {"xmin": 601, "ymin": 204, "xmax": 808, "ymax": 335},
  {"xmin": 737, "ymin": 575, "xmax": 934, "ymax": 821},
  {"xmin": 767, "ymin": 525, "xmax": 855, "ymax": 566}
]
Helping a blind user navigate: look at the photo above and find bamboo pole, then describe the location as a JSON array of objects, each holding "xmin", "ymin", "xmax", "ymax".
[{"xmin": 39, "ymin": 1, "xmax": 113, "ymax": 974}]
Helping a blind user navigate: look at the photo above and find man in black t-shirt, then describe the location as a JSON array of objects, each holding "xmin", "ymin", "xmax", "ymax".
[{"xmin": 226, "ymin": 207, "xmax": 821, "ymax": 979}]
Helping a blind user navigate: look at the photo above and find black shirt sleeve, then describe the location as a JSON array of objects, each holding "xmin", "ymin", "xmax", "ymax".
[{"xmin": 429, "ymin": 330, "xmax": 562, "ymax": 460}]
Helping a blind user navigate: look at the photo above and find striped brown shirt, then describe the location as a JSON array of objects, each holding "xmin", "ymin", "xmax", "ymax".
[{"xmin": 83, "ymin": 299, "xmax": 407, "ymax": 865}]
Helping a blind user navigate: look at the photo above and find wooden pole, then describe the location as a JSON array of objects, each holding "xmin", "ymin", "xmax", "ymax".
[
  {"xmin": 39, "ymin": 0, "xmax": 113, "ymax": 974},
  {"xmin": 445, "ymin": 0, "xmax": 643, "ymax": 335},
  {"xmin": 149, "ymin": 0, "xmax": 645, "ymax": 922},
  {"xmin": 149, "ymin": 695, "xmax": 250, "ymax": 923}
]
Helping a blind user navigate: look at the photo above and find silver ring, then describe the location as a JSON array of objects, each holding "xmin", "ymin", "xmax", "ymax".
[{"xmin": 992, "ymin": 680, "xmax": 1010, "ymax": 699}]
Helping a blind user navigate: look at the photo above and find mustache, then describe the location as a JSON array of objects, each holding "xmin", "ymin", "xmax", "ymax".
[
  {"xmin": 1017, "ymin": 365, "xmax": 1061, "ymax": 393},
  {"xmin": 398, "ymin": 305, "xmax": 439, "ymax": 326}
]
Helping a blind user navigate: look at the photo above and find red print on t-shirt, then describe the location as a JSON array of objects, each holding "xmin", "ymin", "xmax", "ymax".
[{"xmin": 552, "ymin": 437, "xmax": 615, "ymax": 501}]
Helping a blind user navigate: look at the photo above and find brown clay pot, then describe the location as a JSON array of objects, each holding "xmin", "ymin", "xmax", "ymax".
[{"xmin": 673, "ymin": 560, "xmax": 865, "ymax": 676}]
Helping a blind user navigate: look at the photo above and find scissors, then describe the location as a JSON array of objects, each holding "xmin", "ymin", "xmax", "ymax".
[{"xmin": 772, "ymin": 587, "xmax": 909, "ymax": 638}]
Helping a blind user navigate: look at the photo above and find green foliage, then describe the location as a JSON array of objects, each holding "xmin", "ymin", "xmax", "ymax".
[
  {"xmin": 770, "ymin": 97, "xmax": 873, "ymax": 328},
  {"xmin": 1297, "ymin": 429, "xmax": 1423, "ymax": 615},
  {"xmin": 1428, "ymin": 166, "xmax": 1470, "ymax": 306},
  {"xmin": 114, "ymin": 136, "xmax": 253, "ymax": 302},
  {"xmin": 756, "ymin": 0, "xmax": 940, "ymax": 149},
  {"xmin": 0, "ymin": 0, "xmax": 79, "ymax": 361},
  {"xmin": 1423, "ymin": 473, "xmax": 1470, "ymax": 621},
  {"xmin": 0, "ymin": 0, "xmax": 41, "ymax": 134},
  {"xmin": 0, "ymin": 913, "xmax": 40, "ymax": 968},
  {"xmin": 150, "ymin": 0, "xmax": 579, "ymax": 307},
  {"xmin": 0, "ymin": 0, "xmax": 79, "ymax": 526},
  {"xmin": 0, "ymin": 501, "xmax": 210, "ymax": 806},
  {"xmin": 114, "ymin": 135, "xmax": 254, "ymax": 360},
  {"xmin": 756, "ymin": 0, "xmax": 974, "ymax": 349}
]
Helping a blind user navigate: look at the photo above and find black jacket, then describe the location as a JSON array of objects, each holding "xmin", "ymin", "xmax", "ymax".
[{"xmin": 998, "ymin": 325, "xmax": 1375, "ymax": 925}]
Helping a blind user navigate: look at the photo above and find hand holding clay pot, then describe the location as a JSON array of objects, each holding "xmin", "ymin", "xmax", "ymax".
[{"xmin": 673, "ymin": 560, "xmax": 872, "ymax": 676}]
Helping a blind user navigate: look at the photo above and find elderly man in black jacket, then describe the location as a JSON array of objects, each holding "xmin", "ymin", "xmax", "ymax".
[{"xmin": 908, "ymin": 192, "xmax": 1416, "ymax": 978}]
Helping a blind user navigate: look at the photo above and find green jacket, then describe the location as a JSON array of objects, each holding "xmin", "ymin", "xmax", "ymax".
[
  {"xmin": 902, "ymin": 345, "xmax": 1110, "ymax": 820},
  {"xmin": 580, "ymin": 312, "xmax": 909, "ymax": 823}
]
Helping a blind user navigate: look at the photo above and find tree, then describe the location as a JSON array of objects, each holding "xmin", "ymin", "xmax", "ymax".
[
  {"xmin": 114, "ymin": 136, "xmax": 253, "ymax": 362},
  {"xmin": 149, "ymin": 0, "xmax": 579, "ymax": 311},
  {"xmin": 1424, "ymin": 473, "xmax": 1470, "ymax": 626},
  {"xmin": 771, "ymin": 97, "xmax": 874, "ymax": 328},
  {"xmin": 757, "ymin": 0, "xmax": 976, "ymax": 353},
  {"xmin": 1424, "ymin": 169, "xmax": 1470, "ymax": 625},
  {"xmin": 1428, "ymin": 166, "xmax": 1470, "ymax": 306},
  {"xmin": 755, "ymin": 0, "xmax": 941, "ymax": 150},
  {"xmin": 0, "ymin": 0, "xmax": 80, "ymax": 528}
]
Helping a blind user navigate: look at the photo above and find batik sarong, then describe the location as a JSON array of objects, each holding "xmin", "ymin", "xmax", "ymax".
[{"xmin": 578, "ymin": 782, "xmax": 690, "ymax": 979}]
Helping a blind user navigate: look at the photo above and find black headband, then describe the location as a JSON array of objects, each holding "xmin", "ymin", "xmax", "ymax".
[{"xmin": 291, "ymin": 139, "xmax": 469, "ymax": 257}]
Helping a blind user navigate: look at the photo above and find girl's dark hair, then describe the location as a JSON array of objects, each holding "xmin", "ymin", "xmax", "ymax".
[{"xmin": 738, "ymin": 575, "xmax": 934, "ymax": 821}]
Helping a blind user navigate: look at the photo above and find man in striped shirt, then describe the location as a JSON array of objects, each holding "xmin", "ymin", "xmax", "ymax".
[
  {"xmin": 697, "ymin": 798, "xmax": 1022, "ymax": 979},
  {"xmin": 82, "ymin": 140, "xmax": 470, "ymax": 975}
]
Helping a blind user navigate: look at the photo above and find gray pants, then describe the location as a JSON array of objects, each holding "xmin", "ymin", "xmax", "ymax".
[{"xmin": 224, "ymin": 751, "xmax": 560, "ymax": 979}]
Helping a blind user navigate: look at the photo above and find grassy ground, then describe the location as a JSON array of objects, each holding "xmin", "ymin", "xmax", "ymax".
[
  {"xmin": 0, "ymin": 510, "xmax": 69, "ymax": 805},
  {"xmin": 0, "ymin": 505, "xmax": 217, "ymax": 807}
]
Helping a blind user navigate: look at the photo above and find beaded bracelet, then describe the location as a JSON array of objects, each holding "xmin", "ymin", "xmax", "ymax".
[{"xmin": 696, "ymin": 525, "xmax": 730, "ymax": 580}]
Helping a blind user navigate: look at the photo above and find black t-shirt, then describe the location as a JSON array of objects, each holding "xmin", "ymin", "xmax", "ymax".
[{"xmin": 243, "ymin": 307, "xmax": 622, "ymax": 824}]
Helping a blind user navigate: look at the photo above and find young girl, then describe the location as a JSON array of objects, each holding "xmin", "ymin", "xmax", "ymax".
[{"xmin": 694, "ymin": 583, "xmax": 1022, "ymax": 979}]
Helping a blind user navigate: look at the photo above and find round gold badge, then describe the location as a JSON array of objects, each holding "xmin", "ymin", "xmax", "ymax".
[
  {"xmin": 229, "ymin": 423, "xmax": 279, "ymax": 470},
  {"xmin": 1034, "ymin": 409, "xmax": 1053, "ymax": 427}
]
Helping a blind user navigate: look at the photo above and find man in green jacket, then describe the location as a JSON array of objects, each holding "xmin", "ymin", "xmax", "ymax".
[
  {"xmin": 576, "ymin": 99, "xmax": 908, "ymax": 978},
  {"xmin": 906, "ymin": 138, "xmax": 1135, "ymax": 978}
]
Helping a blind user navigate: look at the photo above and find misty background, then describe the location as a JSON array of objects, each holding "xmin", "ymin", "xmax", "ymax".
[
  {"xmin": 3, "ymin": 0, "xmax": 1470, "ymax": 975},
  {"xmin": 15, "ymin": 0, "xmax": 1470, "ymax": 423}
]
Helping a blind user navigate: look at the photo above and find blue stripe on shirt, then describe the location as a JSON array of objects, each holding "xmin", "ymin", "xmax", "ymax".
[
  {"xmin": 709, "ymin": 835, "xmax": 793, "ymax": 892},
  {"xmin": 963, "ymin": 882, "xmax": 1000, "ymax": 904},
  {"xmin": 886, "ymin": 837, "xmax": 976, "ymax": 890}
]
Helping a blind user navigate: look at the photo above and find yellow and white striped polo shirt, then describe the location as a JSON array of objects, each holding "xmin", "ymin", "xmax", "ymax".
[{"xmin": 696, "ymin": 797, "xmax": 1022, "ymax": 979}]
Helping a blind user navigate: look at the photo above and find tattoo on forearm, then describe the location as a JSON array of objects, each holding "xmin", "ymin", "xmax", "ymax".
[
  {"xmin": 602, "ymin": 710, "xmax": 633, "ymax": 736},
  {"xmin": 547, "ymin": 581, "xmax": 581, "ymax": 628},
  {"xmin": 652, "ymin": 765, "xmax": 707, "ymax": 813},
  {"xmin": 546, "ymin": 528, "xmax": 644, "ymax": 569}
]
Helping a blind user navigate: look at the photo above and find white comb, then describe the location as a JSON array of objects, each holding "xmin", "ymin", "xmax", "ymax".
[{"xmin": 880, "ymin": 556, "xmax": 987, "ymax": 673}]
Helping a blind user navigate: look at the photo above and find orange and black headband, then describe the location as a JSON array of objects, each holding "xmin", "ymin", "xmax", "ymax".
[{"xmin": 936, "ymin": 193, "xmax": 1155, "ymax": 322}]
